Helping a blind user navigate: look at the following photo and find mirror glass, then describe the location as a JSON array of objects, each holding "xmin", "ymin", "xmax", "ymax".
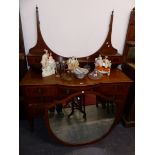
[{"xmin": 47, "ymin": 94, "xmax": 116, "ymax": 145}]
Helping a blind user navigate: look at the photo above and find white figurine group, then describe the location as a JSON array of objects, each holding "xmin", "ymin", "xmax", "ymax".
[
  {"xmin": 95, "ymin": 55, "xmax": 111, "ymax": 68},
  {"xmin": 40, "ymin": 49, "xmax": 56, "ymax": 77},
  {"xmin": 67, "ymin": 56, "xmax": 79, "ymax": 71}
]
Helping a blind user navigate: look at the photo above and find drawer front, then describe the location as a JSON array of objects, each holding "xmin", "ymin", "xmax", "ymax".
[
  {"xmin": 94, "ymin": 85, "xmax": 116, "ymax": 96},
  {"xmin": 24, "ymin": 86, "xmax": 57, "ymax": 97},
  {"xmin": 94, "ymin": 84, "xmax": 130, "ymax": 96},
  {"xmin": 28, "ymin": 102, "xmax": 54, "ymax": 117},
  {"xmin": 25, "ymin": 96, "xmax": 55, "ymax": 104},
  {"xmin": 58, "ymin": 87, "xmax": 94, "ymax": 99},
  {"xmin": 116, "ymin": 85, "xmax": 130, "ymax": 95}
]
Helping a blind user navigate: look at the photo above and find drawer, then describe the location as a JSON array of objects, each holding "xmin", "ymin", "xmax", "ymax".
[
  {"xmin": 24, "ymin": 86, "xmax": 57, "ymax": 97},
  {"xmin": 28, "ymin": 102, "xmax": 53, "ymax": 117},
  {"xmin": 94, "ymin": 84, "xmax": 130, "ymax": 96},
  {"xmin": 116, "ymin": 85, "xmax": 129, "ymax": 95},
  {"xmin": 25, "ymin": 96, "xmax": 55, "ymax": 104},
  {"xmin": 94, "ymin": 85, "xmax": 116, "ymax": 96},
  {"xmin": 58, "ymin": 87, "xmax": 94, "ymax": 99}
]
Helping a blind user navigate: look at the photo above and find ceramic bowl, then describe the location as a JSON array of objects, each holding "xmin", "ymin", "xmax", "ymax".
[{"xmin": 74, "ymin": 68, "xmax": 89, "ymax": 79}]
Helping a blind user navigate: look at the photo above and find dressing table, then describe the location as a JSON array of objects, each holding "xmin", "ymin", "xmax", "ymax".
[{"xmin": 20, "ymin": 6, "xmax": 133, "ymax": 145}]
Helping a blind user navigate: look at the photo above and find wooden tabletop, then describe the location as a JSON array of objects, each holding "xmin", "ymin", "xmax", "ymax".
[{"xmin": 20, "ymin": 69, "xmax": 133, "ymax": 87}]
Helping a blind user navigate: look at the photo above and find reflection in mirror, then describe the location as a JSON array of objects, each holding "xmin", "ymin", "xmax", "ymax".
[{"xmin": 47, "ymin": 93, "xmax": 116, "ymax": 145}]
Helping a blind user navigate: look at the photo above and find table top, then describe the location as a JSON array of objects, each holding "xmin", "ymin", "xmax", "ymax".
[{"xmin": 20, "ymin": 69, "xmax": 133, "ymax": 87}]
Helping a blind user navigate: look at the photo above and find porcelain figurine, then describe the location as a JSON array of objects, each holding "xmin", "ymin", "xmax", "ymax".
[
  {"xmin": 103, "ymin": 56, "xmax": 111, "ymax": 68},
  {"xmin": 95, "ymin": 55, "xmax": 112, "ymax": 75},
  {"xmin": 95, "ymin": 54, "xmax": 104, "ymax": 68},
  {"xmin": 67, "ymin": 56, "xmax": 79, "ymax": 71},
  {"xmin": 41, "ymin": 49, "xmax": 49, "ymax": 69},
  {"xmin": 47, "ymin": 52, "xmax": 56, "ymax": 74},
  {"xmin": 41, "ymin": 49, "xmax": 56, "ymax": 77}
]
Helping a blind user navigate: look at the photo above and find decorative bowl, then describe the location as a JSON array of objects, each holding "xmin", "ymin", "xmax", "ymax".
[{"xmin": 73, "ymin": 68, "xmax": 89, "ymax": 79}]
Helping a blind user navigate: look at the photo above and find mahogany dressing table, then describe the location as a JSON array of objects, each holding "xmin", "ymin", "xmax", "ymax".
[{"xmin": 20, "ymin": 6, "xmax": 133, "ymax": 145}]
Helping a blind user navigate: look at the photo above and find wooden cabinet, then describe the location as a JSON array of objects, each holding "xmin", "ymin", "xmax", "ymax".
[
  {"xmin": 19, "ymin": 13, "xmax": 28, "ymax": 120},
  {"xmin": 122, "ymin": 8, "xmax": 135, "ymax": 127},
  {"xmin": 122, "ymin": 62, "xmax": 135, "ymax": 127}
]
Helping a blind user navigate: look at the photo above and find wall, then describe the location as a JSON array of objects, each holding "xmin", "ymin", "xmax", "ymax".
[{"xmin": 20, "ymin": 0, "xmax": 134, "ymax": 57}]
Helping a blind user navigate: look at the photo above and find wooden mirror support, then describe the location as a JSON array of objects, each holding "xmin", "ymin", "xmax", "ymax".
[
  {"xmin": 27, "ymin": 6, "xmax": 123, "ymax": 71},
  {"xmin": 92, "ymin": 11, "xmax": 117, "ymax": 56},
  {"xmin": 123, "ymin": 8, "xmax": 135, "ymax": 63}
]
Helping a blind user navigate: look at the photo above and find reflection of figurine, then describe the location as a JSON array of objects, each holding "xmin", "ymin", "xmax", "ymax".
[
  {"xmin": 67, "ymin": 56, "xmax": 79, "ymax": 71},
  {"xmin": 40, "ymin": 49, "xmax": 56, "ymax": 77}
]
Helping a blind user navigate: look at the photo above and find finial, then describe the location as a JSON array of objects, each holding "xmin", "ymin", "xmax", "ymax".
[
  {"xmin": 36, "ymin": 5, "xmax": 38, "ymax": 10},
  {"xmin": 112, "ymin": 10, "xmax": 114, "ymax": 15}
]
